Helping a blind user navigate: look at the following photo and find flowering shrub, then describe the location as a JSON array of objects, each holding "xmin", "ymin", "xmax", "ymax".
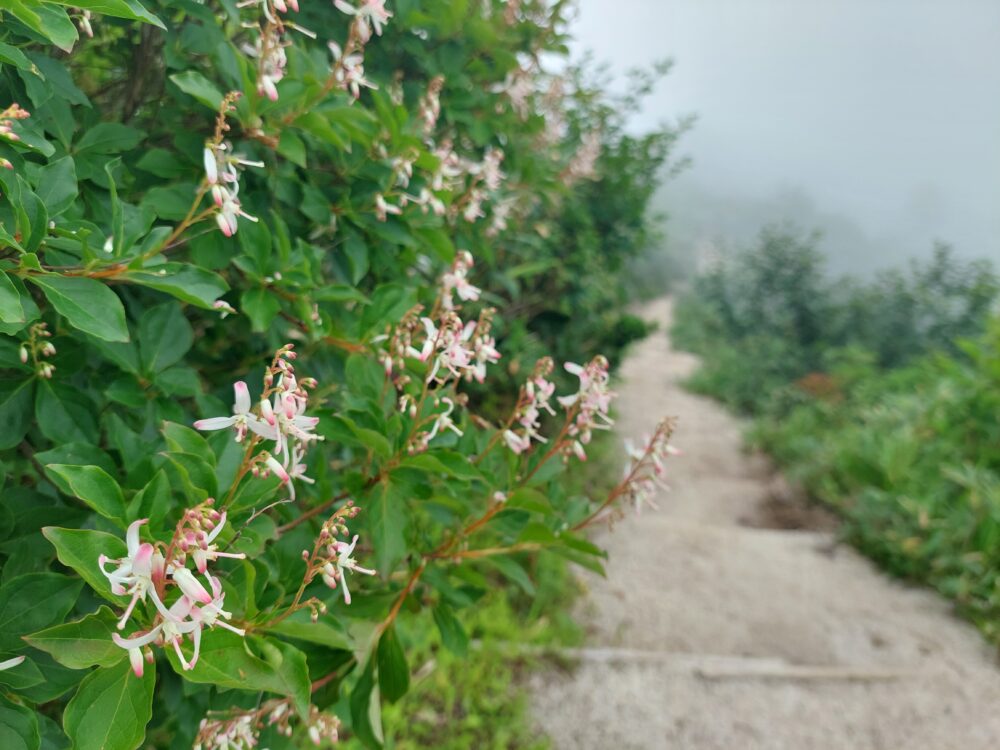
[{"xmin": 0, "ymin": 1, "xmax": 678, "ymax": 748}]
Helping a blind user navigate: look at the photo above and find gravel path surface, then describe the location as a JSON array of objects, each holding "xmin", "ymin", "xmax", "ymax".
[{"xmin": 529, "ymin": 297, "xmax": 1000, "ymax": 749}]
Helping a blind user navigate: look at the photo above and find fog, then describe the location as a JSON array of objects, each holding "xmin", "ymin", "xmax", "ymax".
[{"xmin": 570, "ymin": 0, "xmax": 1000, "ymax": 276}]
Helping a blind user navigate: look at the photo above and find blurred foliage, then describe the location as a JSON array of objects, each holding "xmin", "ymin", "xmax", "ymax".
[{"xmin": 672, "ymin": 227, "xmax": 999, "ymax": 413}]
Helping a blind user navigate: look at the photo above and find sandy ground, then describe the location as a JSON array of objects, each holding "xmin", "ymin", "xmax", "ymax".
[{"xmin": 529, "ymin": 297, "xmax": 1000, "ymax": 749}]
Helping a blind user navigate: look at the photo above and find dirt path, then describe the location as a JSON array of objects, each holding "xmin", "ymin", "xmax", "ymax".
[{"xmin": 529, "ymin": 297, "xmax": 1000, "ymax": 749}]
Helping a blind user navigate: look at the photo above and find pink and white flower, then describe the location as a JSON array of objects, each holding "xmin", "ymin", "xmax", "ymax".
[
  {"xmin": 321, "ymin": 535, "xmax": 376, "ymax": 605},
  {"xmin": 334, "ymin": 0, "xmax": 392, "ymax": 43},
  {"xmin": 194, "ymin": 381, "xmax": 276, "ymax": 443}
]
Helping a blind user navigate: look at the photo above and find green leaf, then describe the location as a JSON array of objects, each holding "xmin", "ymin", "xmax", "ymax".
[
  {"xmin": 42, "ymin": 527, "xmax": 126, "ymax": 604},
  {"xmin": 123, "ymin": 263, "xmax": 228, "ymax": 308},
  {"xmin": 169, "ymin": 71, "xmax": 224, "ymax": 110},
  {"xmin": 368, "ymin": 481, "xmax": 408, "ymax": 576},
  {"xmin": 75, "ymin": 123, "xmax": 145, "ymax": 154},
  {"xmin": 34, "ymin": 156, "xmax": 77, "ymax": 217},
  {"xmin": 63, "ymin": 659, "xmax": 155, "ymax": 750},
  {"xmin": 44, "ymin": 464, "xmax": 127, "ymax": 526},
  {"xmin": 324, "ymin": 415, "xmax": 392, "ymax": 460},
  {"xmin": 29, "ymin": 275, "xmax": 129, "ymax": 342},
  {"xmin": 15, "ymin": 175, "xmax": 47, "ymax": 253},
  {"xmin": 241, "ymin": 288, "xmax": 281, "ymax": 333},
  {"xmin": 104, "ymin": 159, "xmax": 125, "ymax": 255},
  {"xmin": 0, "ymin": 379, "xmax": 34, "ymax": 449},
  {"xmin": 0, "ymin": 572, "xmax": 82, "ymax": 652},
  {"xmin": 0, "ymin": 42, "xmax": 33, "ymax": 71},
  {"xmin": 262, "ymin": 614, "xmax": 352, "ymax": 651},
  {"xmin": 35, "ymin": 380, "xmax": 98, "ymax": 444},
  {"xmin": 48, "ymin": 0, "xmax": 164, "ymax": 28},
  {"xmin": 482, "ymin": 555, "xmax": 535, "ymax": 595},
  {"xmin": 162, "ymin": 422, "xmax": 213, "ymax": 463},
  {"xmin": 0, "ymin": 272, "xmax": 26, "ymax": 323},
  {"xmin": 398, "ymin": 451, "xmax": 483, "ymax": 482},
  {"xmin": 128, "ymin": 470, "xmax": 170, "ymax": 527},
  {"xmin": 164, "ymin": 631, "xmax": 311, "ymax": 717},
  {"xmin": 504, "ymin": 487, "xmax": 551, "ymax": 514},
  {"xmin": 376, "ymin": 625, "xmax": 409, "ymax": 703},
  {"xmin": 37, "ymin": 713, "xmax": 69, "ymax": 750},
  {"xmin": 162, "ymin": 451, "xmax": 218, "ymax": 499},
  {"xmin": 349, "ymin": 657, "xmax": 382, "ymax": 750},
  {"xmin": 24, "ymin": 607, "xmax": 126, "ymax": 669},
  {"xmin": 0, "ymin": 653, "xmax": 44, "ymax": 690},
  {"xmin": 138, "ymin": 303, "xmax": 193, "ymax": 374},
  {"xmin": 276, "ymin": 130, "xmax": 306, "ymax": 167},
  {"xmin": 431, "ymin": 604, "xmax": 468, "ymax": 656},
  {"xmin": 0, "ymin": 694, "xmax": 39, "ymax": 750},
  {"xmin": 8, "ymin": 1, "xmax": 78, "ymax": 52}
]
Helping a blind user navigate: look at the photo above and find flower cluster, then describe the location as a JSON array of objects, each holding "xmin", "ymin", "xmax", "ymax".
[
  {"xmin": 203, "ymin": 95, "xmax": 263, "ymax": 237},
  {"xmin": 0, "ymin": 102, "xmax": 28, "ymax": 171},
  {"xmin": 558, "ymin": 356, "xmax": 615, "ymax": 461},
  {"xmin": 411, "ymin": 313, "xmax": 484, "ymax": 385},
  {"xmin": 494, "ymin": 67, "xmax": 534, "ymax": 119},
  {"xmin": 440, "ymin": 250, "xmax": 481, "ymax": 310},
  {"xmin": 194, "ymin": 345, "xmax": 322, "ymax": 499},
  {"xmin": 236, "ymin": 0, "xmax": 313, "ymax": 102},
  {"xmin": 194, "ymin": 699, "xmax": 340, "ymax": 750},
  {"xmin": 504, "ymin": 358, "xmax": 557, "ymax": 454},
  {"xmin": 621, "ymin": 419, "xmax": 680, "ymax": 513},
  {"xmin": 334, "ymin": 0, "xmax": 392, "ymax": 43},
  {"xmin": 328, "ymin": 40, "xmax": 375, "ymax": 101},
  {"xmin": 564, "ymin": 129, "xmax": 602, "ymax": 184},
  {"xmin": 326, "ymin": 0, "xmax": 390, "ymax": 108},
  {"xmin": 300, "ymin": 505, "xmax": 375, "ymax": 606},
  {"xmin": 101, "ymin": 504, "xmax": 247, "ymax": 677}
]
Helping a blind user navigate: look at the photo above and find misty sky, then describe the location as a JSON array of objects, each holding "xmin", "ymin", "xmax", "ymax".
[{"xmin": 570, "ymin": 0, "xmax": 1000, "ymax": 274}]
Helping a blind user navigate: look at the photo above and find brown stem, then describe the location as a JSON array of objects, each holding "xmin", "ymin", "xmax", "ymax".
[{"xmin": 276, "ymin": 488, "xmax": 354, "ymax": 536}]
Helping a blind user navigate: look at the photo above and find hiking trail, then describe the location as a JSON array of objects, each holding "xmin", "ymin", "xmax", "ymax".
[{"xmin": 529, "ymin": 297, "xmax": 1000, "ymax": 749}]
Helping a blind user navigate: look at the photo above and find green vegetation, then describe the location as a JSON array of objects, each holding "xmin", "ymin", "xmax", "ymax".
[
  {"xmin": 674, "ymin": 228, "xmax": 1000, "ymax": 644},
  {"xmin": 0, "ymin": 1, "xmax": 673, "ymax": 748}
]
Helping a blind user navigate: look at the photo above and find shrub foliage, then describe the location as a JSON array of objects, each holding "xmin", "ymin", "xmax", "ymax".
[{"xmin": 0, "ymin": 1, "xmax": 681, "ymax": 748}]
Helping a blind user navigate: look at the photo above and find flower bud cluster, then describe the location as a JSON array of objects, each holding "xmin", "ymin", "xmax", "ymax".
[
  {"xmin": 74, "ymin": 8, "xmax": 95, "ymax": 37},
  {"xmin": 557, "ymin": 355, "xmax": 615, "ymax": 461},
  {"xmin": 620, "ymin": 418, "xmax": 679, "ymax": 513},
  {"xmin": 19, "ymin": 322, "xmax": 56, "ymax": 379},
  {"xmin": 0, "ymin": 102, "xmax": 29, "ymax": 145},
  {"xmin": 378, "ymin": 304, "xmax": 424, "ymax": 378},
  {"xmin": 100, "ymin": 502, "xmax": 247, "ymax": 677},
  {"xmin": 306, "ymin": 705, "xmax": 342, "ymax": 745},
  {"xmin": 503, "ymin": 358, "xmax": 557, "ymax": 454},
  {"xmin": 418, "ymin": 75, "xmax": 444, "ymax": 135}
]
